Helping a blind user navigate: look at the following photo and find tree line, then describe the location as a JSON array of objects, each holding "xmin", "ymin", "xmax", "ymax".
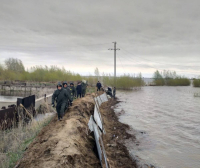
[
  {"xmin": 0, "ymin": 58, "xmax": 81, "ymax": 82},
  {"xmin": 153, "ymin": 70, "xmax": 192, "ymax": 86},
  {"xmin": 1, "ymin": 58, "xmax": 198, "ymax": 88},
  {"xmin": 86, "ymin": 67, "xmax": 144, "ymax": 89}
]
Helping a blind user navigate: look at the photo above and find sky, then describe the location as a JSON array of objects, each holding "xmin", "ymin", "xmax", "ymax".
[{"xmin": 0, "ymin": 0, "xmax": 200, "ymax": 78}]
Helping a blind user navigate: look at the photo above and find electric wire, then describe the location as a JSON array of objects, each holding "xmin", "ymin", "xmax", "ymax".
[
  {"xmin": 119, "ymin": 45, "xmax": 200, "ymax": 68},
  {"xmin": 117, "ymin": 54, "xmax": 126, "ymax": 74},
  {"xmin": 118, "ymin": 48, "xmax": 200, "ymax": 75}
]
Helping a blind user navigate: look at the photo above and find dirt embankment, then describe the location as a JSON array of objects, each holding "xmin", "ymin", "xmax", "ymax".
[
  {"xmin": 100, "ymin": 100, "xmax": 137, "ymax": 168},
  {"xmin": 16, "ymin": 94, "xmax": 137, "ymax": 168}
]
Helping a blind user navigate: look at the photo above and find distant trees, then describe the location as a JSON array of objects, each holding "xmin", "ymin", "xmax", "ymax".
[
  {"xmin": 5, "ymin": 58, "xmax": 25, "ymax": 73},
  {"xmin": 86, "ymin": 70, "xmax": 144, "ymax": 89},
  {"xmin": 113, "ymin": 73, "xmax": 144, "ymax": 89},
  {"xmin": 153, "ymin": 70, "xmax": 165, "ymax": 86},
  {"xmin": 153, "ymin": 70, "xmax": 191, "ymax": 86},
  {"xmin": 94, "ymin": 67, "xmax": 100, "ymax": 81},
  {"xmin": 193, "ymin": 78, "xmax": 200, "ymax": 87},
  {"xmin": 0, "ymin": 58, "xmax": 81, "ymax": 82},
  {"xmin": 94, "ymin": 67, "xmax": 100, "ymax": 77},
  {"xmin": 28, "ymin": 65, "xmax": 81, "ymax": 82},
  {"xmin": 0, "ymin": 64, "xmax": 4, "ymax": 80}
]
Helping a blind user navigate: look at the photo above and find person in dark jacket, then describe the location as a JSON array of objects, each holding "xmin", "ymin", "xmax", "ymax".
[
  {"xmin": 81, "ymin": 80, "xmax": 87, "ymax": 97},
  {"xmin": 76, "ymin": 82, "xmax": 82, "ymax": 98},
  {"xmin": 96, "ymin": 81, "xmax": 102, "ymax": 91},
  {"xmin": 63, "ymin": 81, "xmax": 70, "ymax": 92},
  {"xmin": 63, "ymin": 81, "xmax": 72, "ymax": 107},
  {"xmin": 106, "ymin": 87, "xmax": 112, "ymax": 97},
  {"xmin": 70, "ymin": 83, "xmax": 76, "ymax": 99},
  {"xmin": 52, "ymin": 82, "xmax": 72, "ymax": 121}
]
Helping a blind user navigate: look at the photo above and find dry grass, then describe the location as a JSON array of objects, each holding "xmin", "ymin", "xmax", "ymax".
[
  {"xmin": 86, "ymin": 86, "xmax": 96, "ymax": 94},
  {"xmin": 0, "ymin": 105, "xmax": 55, "ymax": 168}
]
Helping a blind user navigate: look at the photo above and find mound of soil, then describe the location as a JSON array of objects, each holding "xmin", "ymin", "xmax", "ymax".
[
  {"xmin": 16, "ymin": 94, "xmax": 137, "ymax": 168},
  {"xmin": 100, "ymin": 99, "xmax": 137, "ymax": 168}
]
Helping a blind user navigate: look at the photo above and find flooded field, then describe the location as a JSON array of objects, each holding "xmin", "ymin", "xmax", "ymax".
[
  {"xmin": 0, "ymin": 95, "xmax": 20, "ymax": 102},
  {"xmin": 115, "ymin": 86, "xmax": 200, "ymax": 168}
]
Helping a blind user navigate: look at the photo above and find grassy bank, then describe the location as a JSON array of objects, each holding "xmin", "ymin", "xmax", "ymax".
[
  {"xmin": 0, "ymin": 109, "xmax": 55, "ymax": 168},
  {"xmin": 86, "ymin": 86, "xmax": 96, "ymax": 94}
]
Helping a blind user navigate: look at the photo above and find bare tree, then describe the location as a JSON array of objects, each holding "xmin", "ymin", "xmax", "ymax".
[
  {"xmin": 94, "ymin": 67, "xmax": 100, "ymax": 81},
  {"xmin": 5, "ymin": 58, "xmax": 25, "ymax": 73}
]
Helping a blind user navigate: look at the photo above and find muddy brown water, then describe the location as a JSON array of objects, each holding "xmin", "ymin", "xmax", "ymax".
[{"xmin": 115, "ymin": 86, "xmax": 200, "ymax": 168}]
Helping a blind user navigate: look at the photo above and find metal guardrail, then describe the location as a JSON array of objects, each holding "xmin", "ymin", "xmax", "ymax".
[{"xmin": 88, "ymin": 92, "xmax": 110, "ymax": 168}]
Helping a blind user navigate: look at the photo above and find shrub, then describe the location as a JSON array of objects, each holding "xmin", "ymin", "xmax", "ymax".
[
  {"xmin": 153, "ymin": 70, "xmax": 190, "ymax": 86},
  {"xmin": 193, "ymin": 79, "xmax": 200, "ymax": 87}
]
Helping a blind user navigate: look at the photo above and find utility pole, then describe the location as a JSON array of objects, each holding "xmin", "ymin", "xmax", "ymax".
[{"xmin": 108, "ymin": 42, "xmax": 120, "ymax": 86}]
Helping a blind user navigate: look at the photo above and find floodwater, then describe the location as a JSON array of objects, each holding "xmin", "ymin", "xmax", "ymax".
[
  {"xmin": 0, "ymin": 95, "xmax": 20, "ymax": 102},
  {"xmin": 115, "ymin": 86, "xmax": 200, "ymax": 168}
]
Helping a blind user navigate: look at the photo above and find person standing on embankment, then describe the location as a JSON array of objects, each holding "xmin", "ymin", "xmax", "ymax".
[
  {"xmin": 81, "ymin": 80, "xmax": 87, "ymax": 97},
  {"xmin": 63, "ymin": 81, "xmax": 73, "ymax": 106},
  {"xmin": 62, "ymin": 81, "xmax": 70, "ymax": 92},
  {"xmin": 70, "ymin": 82, "xmax": 76, "ymax": 101},
  {"xmin": 52, "ymin": 82, "xmax": 72, "ymax": 121},
  {"xmin": 76, "ymin": 82, "xmax": 82, "ymax": 98},
  {"xmin": 96, "ymin": 81, "xmax": 102, "ymax": 92}
]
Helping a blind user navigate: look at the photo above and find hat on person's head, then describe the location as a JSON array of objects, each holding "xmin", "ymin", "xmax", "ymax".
[
  {"xmin": 70, "ymin": 82, "xmax": 74, "ymax": 85},
  {"xmin": 57, "ymin": 82, "xmax": 62, "ymax": 87},
  {"xmin": 62, "ymin": 81, "xmax": 67, "ymax": 87}
]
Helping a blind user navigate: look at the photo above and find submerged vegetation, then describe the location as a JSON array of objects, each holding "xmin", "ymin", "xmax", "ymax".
[
  {"xmin": 102, "ymin": 73, "xmax": 144, "ymax": 89},
  {"xmin": 153, "ymin": 70, "xmax": 191, "ymax": 86},
  {"xmin": 193, "ymin": 78, "xmax": 200, "ymax": 87},
  {"xmin": 0, "ymin": 58, "xmax": 81, "ymax": 82},
  {"xmin": 86, "ymin": 68, "xmax": 144, "ymax": 89}
]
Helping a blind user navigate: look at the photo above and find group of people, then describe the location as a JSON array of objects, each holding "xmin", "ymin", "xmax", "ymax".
[
  {"xmin": 96, "ymin": 81, "xmax": 116, "ymax": 98},
  {"xmin": 52, "ymin": 80, "xmax": 116, "ymax": 121},
  {"xmin": 52, "ymin": 80, "xmax": 88, "ymax": 121}
]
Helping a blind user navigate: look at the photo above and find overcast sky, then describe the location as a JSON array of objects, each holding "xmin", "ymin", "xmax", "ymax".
[{"xmin": 0, "ymin": 0, "xmax": 200, "ymax": 77}]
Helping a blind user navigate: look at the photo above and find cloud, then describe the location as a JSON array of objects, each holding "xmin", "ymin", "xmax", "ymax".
[{"xmin": 0, "ymin": 0, "xmax": 200, "ymax": 77}]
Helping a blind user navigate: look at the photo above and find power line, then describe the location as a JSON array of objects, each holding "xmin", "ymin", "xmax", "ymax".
[
  {"xmin": 119, "ymin": 48, "xmax": 200, "ymax": 75},
  {"xmin": 119, "ymin": 45, "xmax": 200, "ymax": 68},
  {"xmin": 117, "ymin": 54, "xmax": 126, "ymax": 74}
]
